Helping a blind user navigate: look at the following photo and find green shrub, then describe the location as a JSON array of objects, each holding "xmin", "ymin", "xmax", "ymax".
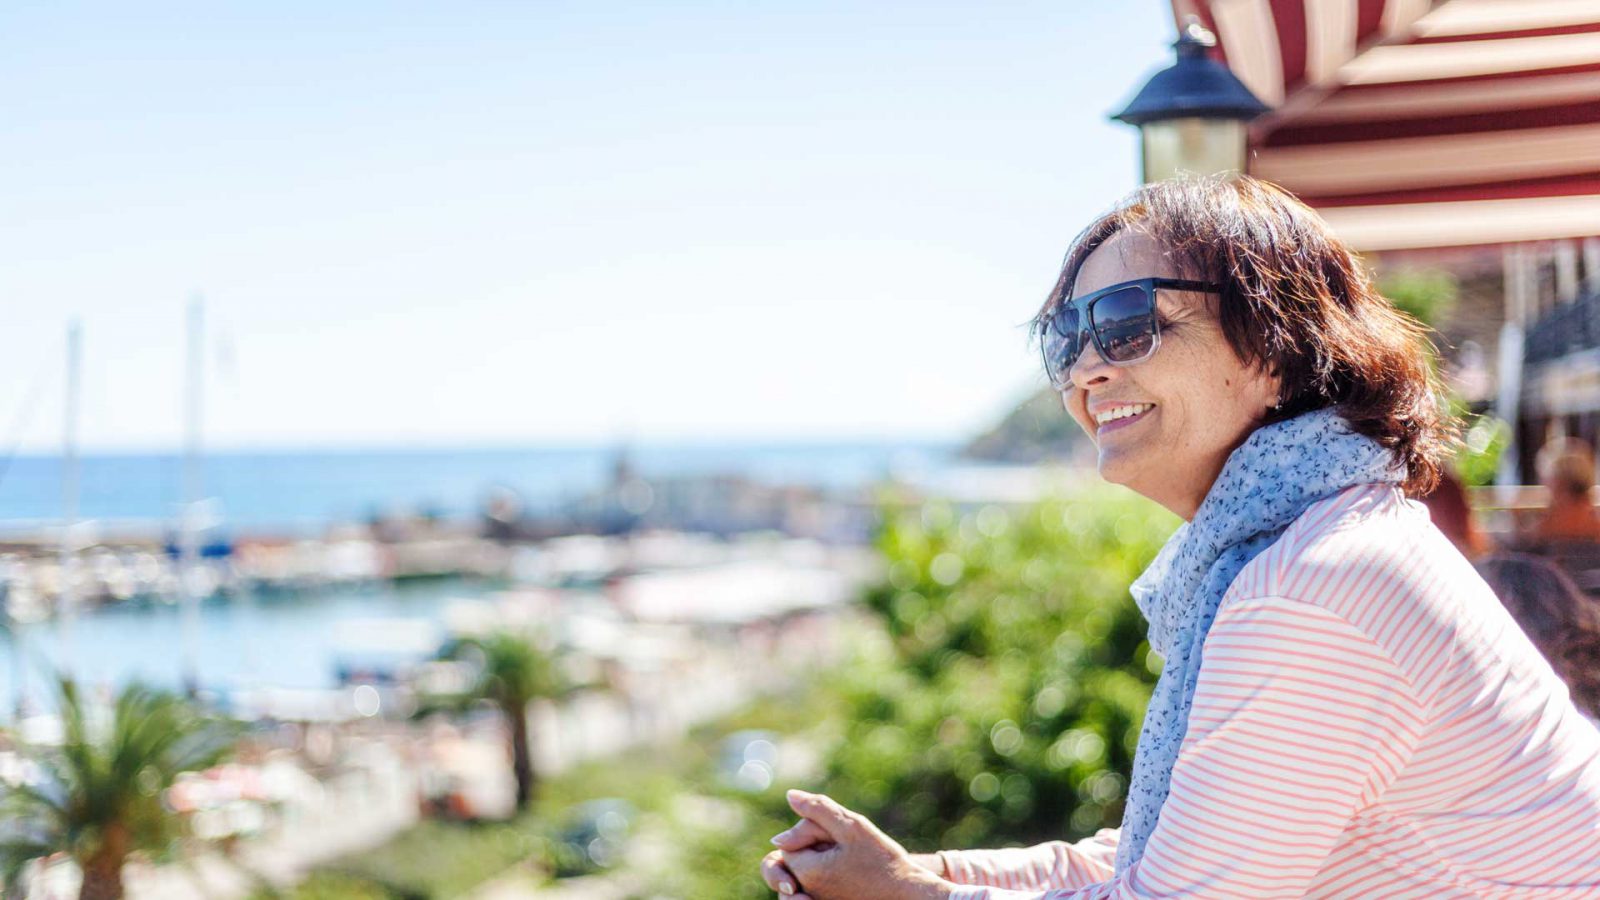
[
  {"xmin": 315, "ymin": 819, "xmax": 547, "ymax": 898},
  {"xmin": 1379, "ymin": 268, "xmax": 1458, "ymax": 329},
  {"xmin": 251, "ymin": 871, "xmax": 394, "ymax": 899},
  {"xmin": 820, "ymin": 487, "xmax": 1175, "ymax": 850}
]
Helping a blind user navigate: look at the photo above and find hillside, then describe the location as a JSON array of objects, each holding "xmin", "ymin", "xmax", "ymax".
[{"xmin": 962, "ymin": 387, "xmax": 1090, "ymax": 462}]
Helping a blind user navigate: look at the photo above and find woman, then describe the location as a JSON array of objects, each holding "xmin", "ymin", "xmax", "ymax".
[
  {"xmin": 1477, "ymin": 553, "xmax": 1600, "ymax": 724},
  {"xmin": 760, "ymin": 176, "xmax": 1600, "ymax": 899}
]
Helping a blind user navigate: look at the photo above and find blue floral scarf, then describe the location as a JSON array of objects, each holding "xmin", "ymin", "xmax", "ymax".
[{"xmin": 1113, "ymin": 408, "xmax": 1403, "ymax": 873}]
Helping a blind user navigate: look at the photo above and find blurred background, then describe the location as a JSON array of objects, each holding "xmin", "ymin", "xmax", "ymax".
[{"xmin": 3, "ymin": 0, "xmax": 1599, "ymax": 897}]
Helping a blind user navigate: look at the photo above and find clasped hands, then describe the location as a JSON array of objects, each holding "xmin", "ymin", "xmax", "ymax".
[{"xmin": 759, "ymin": 789, "xmax": 953, "ymax": 900}]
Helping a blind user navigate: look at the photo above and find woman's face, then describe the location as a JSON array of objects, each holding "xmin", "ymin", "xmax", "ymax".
[{"xmin": 1060, "ymin": 230, "xmax": 1280, "ymax": 520}]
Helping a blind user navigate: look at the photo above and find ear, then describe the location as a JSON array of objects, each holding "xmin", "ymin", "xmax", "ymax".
[{"xmin": 1256, "ymin": 364, "xmax": 1284, "ymax": 414}]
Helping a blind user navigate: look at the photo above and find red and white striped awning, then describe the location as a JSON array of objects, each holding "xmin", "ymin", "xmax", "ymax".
[{"xmin": 1175, "ymin": 0, "xmax": 1600, "ymax": 251}]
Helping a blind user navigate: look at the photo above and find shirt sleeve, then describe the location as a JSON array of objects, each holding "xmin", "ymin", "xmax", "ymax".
[
  {"xmin": 942, "ymin": 596, "xmax": 1423, "ymax": 900},
  {"xmin": 937, "ymin": 830, "xmax": 1119, "ymax": 891}
]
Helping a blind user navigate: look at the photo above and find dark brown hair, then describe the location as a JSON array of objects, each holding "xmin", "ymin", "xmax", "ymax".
[
  {"xmin": 1477, "ymin": 553, "xmax": 1600, "ymax": 719},
  {"xmin": 1037, "ymin": 175, "xmax": 1455, "ymax": 495}
]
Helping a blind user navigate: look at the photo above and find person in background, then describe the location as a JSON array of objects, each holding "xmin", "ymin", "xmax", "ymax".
[
  {"xmin": 1531, "ymin": 437, "xmax": 1600, "ymax": 544},
  {"xmin": 1477, "ymin": 554, "xmax": 1600, "ymax": 724},
  {"xmin": 1419, "ymin": 466, "xmax": 1491, "ymax": 559}
]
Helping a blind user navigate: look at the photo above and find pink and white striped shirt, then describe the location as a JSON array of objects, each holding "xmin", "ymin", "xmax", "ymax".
[{"xmin": 939, "ymin": 484, "xmax": 1600, "ymax": 898}]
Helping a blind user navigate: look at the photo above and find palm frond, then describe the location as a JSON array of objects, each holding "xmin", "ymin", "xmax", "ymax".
[{"xmin": 6, "ymin": 675, "xmax": 240, "ymax": 871}]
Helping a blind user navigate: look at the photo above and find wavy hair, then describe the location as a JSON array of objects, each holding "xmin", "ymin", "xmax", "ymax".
[{"xmin": 1036, "ymin": 175, "xmax": 1456, "ymax": 495}]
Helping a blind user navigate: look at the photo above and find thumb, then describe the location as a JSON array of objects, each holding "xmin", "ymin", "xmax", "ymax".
[{"xmin": 786, "ymin": 789, "xmax": 858, "ymax": 840}]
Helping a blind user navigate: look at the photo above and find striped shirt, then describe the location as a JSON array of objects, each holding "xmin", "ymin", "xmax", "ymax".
[{"xmin": 939, "ymin": 484, "xmax": 1600, "ymax": 898}]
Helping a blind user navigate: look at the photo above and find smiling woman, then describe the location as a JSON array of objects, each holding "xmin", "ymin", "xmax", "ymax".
[
  {"xmin": 760, "ymin": 176, "xmax": 1600, "ymax": 900},
  {"xmin": 1053, "ymin": 246, "xmax": 1280, "ymax": 521}
]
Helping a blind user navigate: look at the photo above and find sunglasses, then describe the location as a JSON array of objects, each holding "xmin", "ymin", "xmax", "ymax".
[{"xmin": 1038, "ymin": 277, "xmax": 1221, "ymax": 388}]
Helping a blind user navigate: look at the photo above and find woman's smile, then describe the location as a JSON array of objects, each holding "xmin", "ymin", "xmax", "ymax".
[{"xmin": 1093, "ymin": 403, "xmax": 1155, "ymax": 436}]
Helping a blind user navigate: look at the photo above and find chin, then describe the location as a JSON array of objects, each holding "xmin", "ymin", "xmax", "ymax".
[{"xmin": 1095, "ymin": 448, "xmax": 1140, "ymax": 490}]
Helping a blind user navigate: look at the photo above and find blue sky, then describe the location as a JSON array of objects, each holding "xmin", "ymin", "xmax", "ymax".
[{"xmin": 0, "ymin": 1, "xmax": 1171, "ymax": 450}]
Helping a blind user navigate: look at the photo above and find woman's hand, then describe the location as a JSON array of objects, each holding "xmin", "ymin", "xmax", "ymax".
[{"xmin": 760, "ymin": 789, "xmax": 951, "ymax": 900}]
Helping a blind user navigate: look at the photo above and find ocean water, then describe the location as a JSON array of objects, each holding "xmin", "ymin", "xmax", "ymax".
[
  {"xmin": 0, "ymin": 440, "xmax": 955, "ymax": 534},
  {"xmin": 0, "ymin": 440, "xmax": 955, "ymax": 710},
  {"xmin": 0, "ymin": 579, "xmax": 490, "ymax": 703}
]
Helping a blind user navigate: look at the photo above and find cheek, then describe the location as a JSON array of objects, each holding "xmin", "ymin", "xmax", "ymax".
[{"xmin": 1063, "ymin": 389, "xmax": 1097, "ymax": 442}]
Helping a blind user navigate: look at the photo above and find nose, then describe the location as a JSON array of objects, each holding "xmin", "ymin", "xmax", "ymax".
[{"xmin": 1068, "ymin": 338, "xmax": 1116, "ymax": 391}]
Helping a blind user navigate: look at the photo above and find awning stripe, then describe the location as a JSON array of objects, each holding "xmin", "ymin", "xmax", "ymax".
[
  {"xmin": 1269, "ymin": 0, "xmax": 1311, "ymax": 89},
  {"xmin": 1263, "ymin": 98, "xmax": 1600, "ymax": 145},
  {"xmin": 1252, "ymin": 121, "xmax": 1600, "ymax": 195},
  {"xmin": 1356, "ymin": 0, "xmax": 1386, "ymax": 40},
  {"xmin": 1409, "ymin": 0, "xmax": 1600, "ymax": 40},
  {"xmin": 1213, "ymin": 0, "xmax": 1287, "ymax": 105},
  {"xmin": 1339, "ymin": 31, "xmax": 1600, "ymax": 84},
  {"xmin": 1411, "ymin": 22, "xmax": 1600, "ymax": 45},
  {"xmin": 1380, "ymin": 0, "xmax": 1434, "ymax": 39},
  {"xmin": 1318, "ymin": 194, "xmax": 1600, "ymax": 251},
  {"xmin": 1286, "ymin": 70, "xmax": 1600, "ymax": 124},
  {"xmin": 1306, "ymin": 0, "xmax": 1360, "ymax": 84},
  {"xmin": 1295, "ymin": 172, "xmax": 1600, "ymax": 208}
]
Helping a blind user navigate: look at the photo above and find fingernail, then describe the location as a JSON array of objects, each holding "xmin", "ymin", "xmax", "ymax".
[
  {"xmin": 786, "ymin": 789, "xmax": 806, "ymax": 801},
  {"xmin": 770, "ymin": 829, "xmax": 792, "ymax": 845},
  {"xmin": 779, "ymin": 882, "xmax": 794, "ymax": 895}
]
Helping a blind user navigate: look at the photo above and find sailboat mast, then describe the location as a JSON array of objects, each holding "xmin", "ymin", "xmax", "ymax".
[
  {"xmin": 179, "ymin": 297, "xmax": 204, "ymax": 695},
  {"xmin": 58, "ymin": 320, "xmax": 82, "ymax": 677}
]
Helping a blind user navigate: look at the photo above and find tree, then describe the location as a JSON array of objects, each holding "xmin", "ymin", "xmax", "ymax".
[
  {"xmin": 0, "ymin": 678, "xmax": 237, "ymax": 900},
  {"xmin": 442, "ymin": 631, "xmax": 567, "ymax": 812}
]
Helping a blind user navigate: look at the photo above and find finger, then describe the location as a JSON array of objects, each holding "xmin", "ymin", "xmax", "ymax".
[
  {"xmin": 761, "ymin": 849, "xmax": 803, "ymax": 896},
  {"xmin": 770, "ymin": 816, "xmax": 833, "ymax": 851},
  {"xmin": 785, "ymin": 789, "xmax": 858, "ymax": 839},
  {"xmin": 780, "ymin": 842, "xmax": 838, "ymax": 884}
]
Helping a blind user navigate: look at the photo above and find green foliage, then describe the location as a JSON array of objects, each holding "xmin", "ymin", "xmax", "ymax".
[
  {"xmin": 650, "ymin": 684, "xmax": 853, "ymax": 899},
  {"xmin": 0, "ymin": 677, "xmax": 238, "ymax": 894},
  {"xmin": 442, "ymin": 631, "xmax": 565, "ymax": 712},
  {"xmin": 309, "ymin": 819, "xmax": 548, "ymax": 899},
  {"xmin": 251, "ymin": 872, "xmax": 393, "ymax": 900},
  {"xmin": 820, "ymin": 488, "xmax": 1176, "ymax": 851},
  {"xmin": 1455, "ymin": 414, "xmax": 1511, "ymax": 488},
  {"xmin": 277, "ymin": 722, "xmax": 709, "ymax": 899},
  {"xmin": 436, "ymin": 629, "xmax": 571, "ymax": 809},
  {"xmin": 655, "ymin": 792, "xmax": 797, "ymax": 900},
  {"xmin": 1378, "ymin": 268, "xmax": 1459, "ymax": 330}
]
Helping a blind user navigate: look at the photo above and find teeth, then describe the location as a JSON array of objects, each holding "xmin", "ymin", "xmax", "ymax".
[{"xmin": 1094, "ymin": 404, "xmax": 1153, "ymax": 425}]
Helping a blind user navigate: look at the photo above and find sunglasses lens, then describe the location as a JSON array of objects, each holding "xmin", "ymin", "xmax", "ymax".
[
  {"xmin": 1091, "ymin": 286, "xmax": 1157, "ymax": 363},
  {"xmin": 1042, "ymin": 303, "xmax": 1082, "ymax": 384}
]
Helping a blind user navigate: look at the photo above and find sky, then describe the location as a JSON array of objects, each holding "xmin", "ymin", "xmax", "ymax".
[{"xmin": 0, "ymin": 1, "xmax": 1173, "ymax": 452}]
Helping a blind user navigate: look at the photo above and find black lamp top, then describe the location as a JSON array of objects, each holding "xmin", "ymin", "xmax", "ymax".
[{"xmin": 1112, "ymin": 18, "xmax": 1271, "ymax": 126}]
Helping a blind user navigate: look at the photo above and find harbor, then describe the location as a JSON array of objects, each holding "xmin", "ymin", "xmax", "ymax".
[{"xmin": 2, "ymin": 516, "xmax": 879, "ymax": 898}]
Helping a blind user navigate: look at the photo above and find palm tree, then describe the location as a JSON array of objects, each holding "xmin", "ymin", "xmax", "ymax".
[
  {"xmin": 442, "ymin": 631, "xmax": 566, "ymax": 812},
  {"xmin": 0, "ymin": 677, "xmax": 237, "ymax": 900}
]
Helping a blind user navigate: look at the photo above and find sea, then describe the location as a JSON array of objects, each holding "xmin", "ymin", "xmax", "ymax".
[
  {"xmin": 0, "ymin": 439, "xmax": 956, "ymax": 535},
  {"xmin": 0, "ymin": 440, "xmax": 957, "ymax": 711}
]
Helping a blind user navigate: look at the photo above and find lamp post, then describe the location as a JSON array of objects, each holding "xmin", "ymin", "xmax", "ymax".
[{"xmin": 1113, "ymin": 17, "xmax": 1270, "ymax": 184}]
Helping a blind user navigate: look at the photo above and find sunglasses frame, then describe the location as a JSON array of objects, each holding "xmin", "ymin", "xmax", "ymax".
[{"xmin": 1040, "ymin": 277, "xmax": 1222, "ymax": 387}]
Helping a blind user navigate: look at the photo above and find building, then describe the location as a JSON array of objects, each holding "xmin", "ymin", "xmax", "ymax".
[{"xmin": 1173, "ymin": 0, "xmax": 1600, "ymax": 483}]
